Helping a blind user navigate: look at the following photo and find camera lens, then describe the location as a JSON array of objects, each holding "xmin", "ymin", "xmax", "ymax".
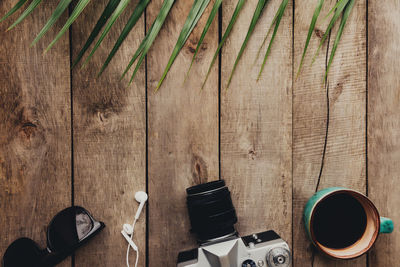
[{"xmin": 186, "ymin": 180, "xmax": 238, "ymax": 243}]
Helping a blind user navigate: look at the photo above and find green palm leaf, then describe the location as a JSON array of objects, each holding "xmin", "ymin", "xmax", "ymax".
[
  {"xmin": 296, "ymin": 0, "xmax": 324, "ymax": 78},
  {"xmin": 45, "ymin": 0, "xmax": 92, "ymax": 53},
  {"xmin": 202, "ymin": 0, "xmax": 246, "ymax": 89},
  {"xmin": 98, "ymin": 0, "xmax": 150, "ymax": 76},
  {"xmin": 325, "ymin": 0, "xmax": 355, "ymax": 79},
  {"xmin": 324, "ymin": 0, "xmax": 342, "ymax": 20},
  {"xmin": 312, "ymin": 0, "xmax": 350, "ymax": 63},
  {"xmin": 253, "ymin": 0, "xmax": 283, "ymax": 65},
  {"xmin": 156, "ymin": 0, "xmax": 211, "ymax": 90},
  {"xmin": 122, "ymin": 0, "xmax": 175, "ymax": 84},
  {"xmin": 81, "ymin": 0, "xmax": 132, "ymax": 68},
  {"xmin": 7, "ymin": 0, "xmax": 42, "ymax": 31},
  {"xmin": 226, "ymin": 0, "xmax": 269, "ymax": 89},
  {"xmin": 31, "ymin": 0, "xmax": 73, "ymax": 47},
  {"xmin": 184, "ymin": 0, "xmax": 222, "ymax": 81},
  {"xmin": 121, "ymin": 9, "xmax": 165, "ymax": 78},
  {"xmin": 121, "ymin": 28, "xmax": 150, "ymax": 78},
  {"xmin": 0, "ymin": 0, "xmax": 27, "ymax": 23},
  {"xmin": 257, "ymin": 0, "xmax": 288, "ymax": 80},
  {"xmin": 72, "ymin": 0, "xmax": 121, "ymax": 68}
]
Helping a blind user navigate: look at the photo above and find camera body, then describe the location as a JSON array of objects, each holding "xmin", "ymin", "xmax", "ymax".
[
  {"xmin": 177, "ymin": 180, "xmax": 291, "ymax": 267},
  {"xmin": 177, "ymin": 230, "xmax": 291, "ymax": 267}
]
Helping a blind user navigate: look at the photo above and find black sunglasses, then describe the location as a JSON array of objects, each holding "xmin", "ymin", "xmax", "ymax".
[{"xmin": 2, "ymin": 206, "xmax": 105, "ymax": 267}]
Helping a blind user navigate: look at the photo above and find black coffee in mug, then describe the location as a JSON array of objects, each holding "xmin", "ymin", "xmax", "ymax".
[
  {"xmin": 305, "ymin": 188, "xmax": 393, "ymax": 259},
  {"xmin": 312, "ymin": 193, "xmax": 367, "ymax": 249}
]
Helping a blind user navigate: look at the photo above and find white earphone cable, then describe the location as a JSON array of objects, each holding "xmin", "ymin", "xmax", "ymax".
[
  {"xmin": 124, "ymin": 191, "xmax": 147, "ymax": 267},
  {"xmin": 126, "ymin": 219, "xmax": 138, "ymax": 267}
]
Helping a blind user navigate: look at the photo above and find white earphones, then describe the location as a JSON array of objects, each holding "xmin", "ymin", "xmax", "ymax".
[{"xmin": 121, "ymin": 191, "xmax": 148, "ymax": 267}]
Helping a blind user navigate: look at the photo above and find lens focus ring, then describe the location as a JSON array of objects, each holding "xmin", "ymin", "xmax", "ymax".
[{"xmin": 186, "ymin": 180, "xmax": 238, "ymax": 243}]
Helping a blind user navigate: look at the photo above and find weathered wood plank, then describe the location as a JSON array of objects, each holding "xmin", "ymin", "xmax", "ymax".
[
  {"xmin": 70, "ymin": 1, "xmax": 146, "ymax": 266},
  {"xmin": 220, "ymin": 0, "xmax": 292, "ymax": 248},
  {"xmin": 0, "ymin": 2, "xmax": 71, "ymax": 267},
  {"xmin": 293, "ymin": 0, "xmax": 366, "ymax": 266},
  {"xmin": 368, "ymin": 1, "xmax": 400, "ymax": 266},
  {"xmin": 146, "ymin": 0, "xmax": 219, "ymax": 265}
]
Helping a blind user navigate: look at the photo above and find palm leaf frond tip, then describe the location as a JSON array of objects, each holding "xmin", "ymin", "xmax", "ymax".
[
  {"xmin": 98, "ymin": 0, "xmax": 150, "ymax": 76},
  {"xmin": 226, "ymin": 0, "xmax": 269, "ymax": 90},
  {"xmin": 81, "ymin": 0, "xmax": 131, "ymax": 68},
  {"xmin": 296, "ymin": 0, "xmax": 324, "ymax": 78},
  {"xmin": 312, "ymin": 0, "xmax": 350, "ymax": 64},
  {"xmin": 31, "ymin": 0, "xmax": 73, "ymax": 47},
  {"xmin": 258, "ymin": 0, "xmax": 288, "ymax": 80},
  {"xmin": 7, "ymin": 0, "xmax": 42, "ymax": 31},
  {"xmin": 184, "ymin": 0, "xmax": 222, "ymax": 82},
  {"xmin": 72, "ymin": 0, "xmax": 121, "ymax": 69},
  {"xmin": 45, "ymin": 0, "xmax": 92, "ymax": 53},
  {"xmin": 156, "ymin": 0, "xmax": 211, "ymax": 90},
  {"xmin": 123, "ymin": 0, "xmax": 175, "ymax": 85},
  {"xmin": 325, "ymin": 0, "xmax": 355, "ymax": 80},
  {"xmin": 0, "ymin": 0, "xmax": 28, "ymax": 23},
  {"xmin": 201, "ymin": 0, "xmax": 246, "ymax": 90}
]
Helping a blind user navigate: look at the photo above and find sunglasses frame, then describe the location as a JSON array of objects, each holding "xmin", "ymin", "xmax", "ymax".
[{"xmin": 2, "ymin": 206, "xmax": 105, "ymax": 267}]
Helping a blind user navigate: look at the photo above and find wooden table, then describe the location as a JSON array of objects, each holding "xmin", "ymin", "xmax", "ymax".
[{"xmin": 0, "ymin": 0, "xmax": 399, "ymax": 266}]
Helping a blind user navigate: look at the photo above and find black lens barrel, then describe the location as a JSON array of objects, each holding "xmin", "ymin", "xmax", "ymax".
[{"xmin": 186, "ymin": 180, "xmax": 238, "ymax": 243}]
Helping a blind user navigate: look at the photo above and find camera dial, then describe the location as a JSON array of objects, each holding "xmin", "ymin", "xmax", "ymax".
[{"xmin": 266, "ymin": 247, "xmax": 291, "ymax": 267}]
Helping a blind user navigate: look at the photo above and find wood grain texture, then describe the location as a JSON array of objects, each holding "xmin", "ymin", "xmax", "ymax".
[
  {"xmin": 368, "ymin": 1, "xmax": 400, "ymax": 266},
  {"xmin": 293, "ymin": 0, "xmax": 367, "ymax": 266},
  {"xmin": 3, "ymin": 1, "xmax": 400, "ymax": 267},
  {"xmin": 220, "ymin": 0, "xmax": 292, "ymax": 245},
  {"xmin": 146, "ymin": 0, "xmax": 219, "ymax": 265},
  {"xmin": 0, "ymin": 2, "xmax": 71, "ymax": 267},
  {"xmin": 70, "ymin": 1, "xmax": 146, "ymax": 266}
]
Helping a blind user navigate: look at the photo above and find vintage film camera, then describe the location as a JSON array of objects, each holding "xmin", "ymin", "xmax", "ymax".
[{"xmin": 177, "ymin": 180, "xmax": 291, "ymax": 267}]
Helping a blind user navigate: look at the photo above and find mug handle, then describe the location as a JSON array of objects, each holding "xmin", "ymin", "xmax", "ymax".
[{"xmin": 380, "ymin": 217, "xmax": 394, "ymax": 233}]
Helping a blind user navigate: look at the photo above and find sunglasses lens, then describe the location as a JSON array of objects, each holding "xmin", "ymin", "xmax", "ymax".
[
  {"xmin": 2, "ymin": 238, "xmax": 43, "ymax": 267},
  {"xmin": 47, "ymin": 207, "xmax": 94, "ymax": 252}
]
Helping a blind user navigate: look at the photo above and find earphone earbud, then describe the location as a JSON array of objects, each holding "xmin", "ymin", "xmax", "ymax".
[
  {"xmin": 134, "ymin": 191, "xmax": 148, "ymax": 220},
  {"xmin": 122, "ymin": 191, "xmax": 148, "ymax": 234},
  {"xmin": 123, "ymin": 224, "xmax": 134, "ymax": 235},
  {"xmin": 135, "ymin": 191, "xmax": 148, "ymax": 202}
]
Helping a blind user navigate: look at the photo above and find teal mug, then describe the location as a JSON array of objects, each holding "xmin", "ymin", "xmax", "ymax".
[{"xmin": 304, "ymin": 187, "xmax": 393, "ymax": 259}]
